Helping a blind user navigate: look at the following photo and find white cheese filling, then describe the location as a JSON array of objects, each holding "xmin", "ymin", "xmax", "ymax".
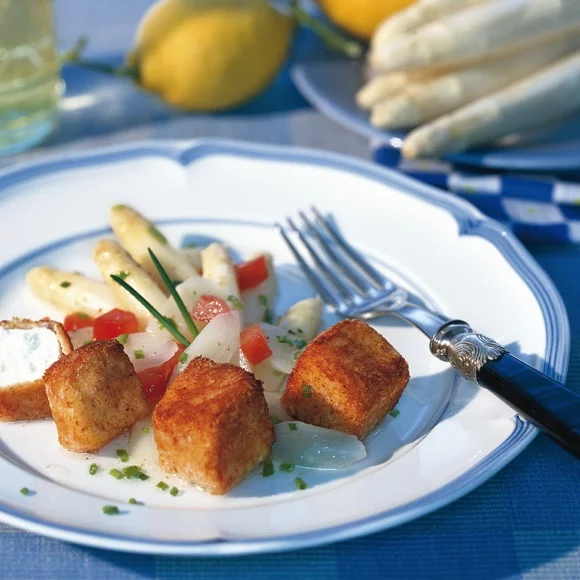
[{"xmin": 0, "ymin": 327, "xmax": 61, "ymax": 388}]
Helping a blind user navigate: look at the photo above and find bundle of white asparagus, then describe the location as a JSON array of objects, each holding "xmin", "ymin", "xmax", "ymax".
[{"xmin": 357, "ymin": 0, "xmax": 580, "ymax": 159}]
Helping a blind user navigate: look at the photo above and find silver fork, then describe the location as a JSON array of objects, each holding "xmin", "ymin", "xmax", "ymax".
[{"xmin": 277, "ymin": 207, "xmax": 580, "ymax": 459}]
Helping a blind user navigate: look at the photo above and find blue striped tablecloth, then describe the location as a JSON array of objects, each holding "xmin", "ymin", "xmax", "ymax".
[{"xmin": 1, "ymin": 1, "xmax": 580, "ymax": 578}]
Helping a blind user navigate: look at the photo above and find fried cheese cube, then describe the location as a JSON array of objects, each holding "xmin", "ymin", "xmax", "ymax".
[
  {"xmin": 44, "ymin": 339, "xmax": 148, "ymax": 452},
  {"xmin": 281, "ymin": 319, "xmax": 410, "ymax": 439},
  {"xmin": 153, "ymin": 357, "xmax": 274, "ymax": 495},
  {"xmin": 0, "ymin": 318, "xmax": 73, "ymax": 422}
]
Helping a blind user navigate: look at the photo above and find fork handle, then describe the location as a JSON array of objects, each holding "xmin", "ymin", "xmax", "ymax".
[
  {"xmin": 478, "ymin": 353, "xmax": 580, "ymax": 458},
  {"xmin": 430, "ymin": 320, "xmax": 580, "ymax": 458}
]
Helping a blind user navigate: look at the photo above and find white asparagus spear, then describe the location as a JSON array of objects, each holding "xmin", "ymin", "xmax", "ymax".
[
  {"xmin": 201, "ymin": 243, "xmax": 240, "ymax": 299},
  {"xmin": 109, "ymin": 204, "xmax": 199, "ymax": 286},
  {"xmin": 371, "ymin": 0, "xmax": 580, "ymax": 73},
  {"xmin": 25, "ymin": 267, "xmax": 118, "ymax": 317},
  {"xmin": 93, "ymin": 239, "xmax": 167, "ymax": 326},
  {"xmin": 372, "ymin": 0, "xmax": 488, "ymax": 48},
  {"xmin": 370, "ymin": 33, "xmax": 580, "ymax": 128},
  {"xmin": 402, "ymin": 49, "xmax": 580, "ymax": 159}
]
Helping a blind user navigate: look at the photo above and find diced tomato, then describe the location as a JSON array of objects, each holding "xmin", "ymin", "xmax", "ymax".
[
  {"xmin": 93, "ymin": 309, "xmax": 139, "ymax": 340},
  {"xmin": 235, "ymin": 255, "xmax": 269, "ymax": 291},
  {"xmin": 63, "ymin": 312, "xmax": 94, "ymax": 332},
  {"xmin": 138, "ymin": 345, "xmax": 184, "ymax": 403},
  {"xmin": 240, "ymin": 325, "xmax": 272, "ymax": 366},
  {"xmin": 190, "ymin": 294, "xmax": 231, "ymax": 324},
  {"xmin": 138, "ymin": 367, "xmax": 167, "ymax": 402}
]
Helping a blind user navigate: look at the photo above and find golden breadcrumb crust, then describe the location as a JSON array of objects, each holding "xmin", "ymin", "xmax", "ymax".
[
  {"xmin": 44, "ymin": 339, "xmax": 148, "ymax": 452},
  {"xmin": 153, "ymin": 356, "xmax": 275, "ymax": 495},
  {"xmin": 0, "ymin": 318, "xmax": 73, "ymax": 422},
  {"xmin": 281, "ymin": 319, "xmax": 410, "ymax": 439}
]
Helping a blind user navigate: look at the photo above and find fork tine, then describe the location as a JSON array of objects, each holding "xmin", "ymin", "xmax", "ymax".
[
  {"xmin": 311, "ymin": 206, "xmax": 395, "ymax": 293},
  {"xmin": 286, "ymin": 218, "xmax": 355, "ymax": 305},
  {"xmin": 275, "ymin": 222, "xmax": 340, "ymax": 308},
  {"xmin": 298, "ymin": 211, "xmax": 372, "ymax": 296}
]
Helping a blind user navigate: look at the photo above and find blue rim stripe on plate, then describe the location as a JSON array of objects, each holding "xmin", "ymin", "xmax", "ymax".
[{"xmin": 0, "ymin": 139, "xmax": 569, "ymax": 555}]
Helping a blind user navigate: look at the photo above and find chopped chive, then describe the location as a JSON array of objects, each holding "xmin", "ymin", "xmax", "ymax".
[
  {"xmin": 148, "ymin": 248, "xmax": 199, "ymax": 339},
  {"xmin": 117, "ymin": 333, "xmax": 128, "ymax": 345},
  {"xmin": 295, "ymin": 477, "xmax": 308, "ymax": 490},
  {"xmin": 170, "ymin": 486, "xmax": 179, "ymax": 497},
  {"xmin": 270, "ymin": 415, "xmax": 280, "ymax": 425},
  {"xmin": 179, "ymin": 352, "xmax": 188, "ymax": 364},
  {"xmin": 117, "ymin": 270, "xmax": 130, "ymax": 280},
  {"xmin": 227, "ymin": 295, "xmax": 244, "ymax": 310},
  {"xmin": 296, "ymin": 328, "xmax": 303, "ymax": 334},
  {"xmin": 276, "ymin": 335, "xmax": 290, "ymax": 344},
  {"xmin": 76, "ymin": 312, "xmax": 89, "ymax": 320},
  {"xmin": 148, "ymin": 224, "xmax": 167, "ymax": 245},
  {"xmin": 258, "ymin": 294, "xmax": 268, "ymax": 306},
  {"xmin": 279, "ymin": 463, "xmax": 295, "ymax": 473},
  {"xmin": 294, "ymin": 339, "xmax": 307, "ymax": 349},
  {"xmin": 293, "ymin": 350, "xmax": 302, "ymax": 361},
  {"xmin": 288, "ymin": 423, "xmax": 298, "ymax": 432},
  {"xmin": 272, "ymin": 369, "xmax": 284, "ymax": 377},
  {"xmin": 128, "ymin": 498, "xmax": 138, "ymax": 505},
  {"xmin": 102, "ymin": 505, "xmax": 120, "ymax": 515},
  {"xmin": 20, "ymin": 487, "xmax": 29, "ymax": 495},
  {"xmin": 60, "ymin": 281, "xmax": 71, "ymax": 288},
  {"xmin": 133, "ymin": 349, "xmax": 145, "ymax": 360},
  {"xmin": 262, "ymin": 458, "xmax": 274, "ymax": 477},
  {"xmin": 83, "ymin": 339, "xmax": 92, "ymax": 346},
  {"xmin": 122, "ymin": 465, "xmax": 142, "ymax": 479},
  {"xmin": 88, "ymin": 463, "xmax": 98, "ymax": 475},
  {"xmin": 111, "ymin": 275, "xmax": 191, "ymax": 347},
  {"xmin": 109, "ymin": 469, "xmax": 124, "ymax": 480},
  {"xmin": 263, "ymin": 308, "xmax": 274, "ymax": 324},
  {"xmin": 137, "ymin": 472, "xmax": 150, "ymax": 481},
  {"xmin": 157, "ymin": 481, "xmax": 169, "ymax": 491},
  {"xmin": 116, "ymin": 449, "xmax": 129, "ymax": 462},
  {"xmin": 141, "ymin": 426, "xmax": 149, "ymax": 434},
  {"xmin": 302, "ymin": 384, "xmax": 313, "ymax": 398},
  {"xmin": 389, "ymin": 409, "xmax": 400, "ymax": 418}
]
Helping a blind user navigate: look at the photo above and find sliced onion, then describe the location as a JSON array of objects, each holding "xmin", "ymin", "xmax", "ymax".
[
  {"xmin": 271, "ymin": 422, "xmax": 366, "ymax": 469},
  {"xmin": 68, "ymin": 327, "xmax": 93, "ymax": 349},
  {"xmin": 252, "ymin": 358, "xmax": 287, "ymax": 392},
  {"xmin": 175, "ymin": 311, "xmax": 241, "ymax": 374},
  {"xmin": 264, "ymin": 392, "xmax": 292, "ymax": 422},
  {"xmin": 241, "ymin": 253, "xmax": 277, "ymax": 325},
  {"xmin": 259, "ymin": 323, "xmax": 301, "ymax": 374},
  {"xmin": 128, "ymin": 416, "xmax": 158, "ymax": 469},
  {"xmin": 123, "ymin": 332, "xmax": 178, "ymax": 373}
]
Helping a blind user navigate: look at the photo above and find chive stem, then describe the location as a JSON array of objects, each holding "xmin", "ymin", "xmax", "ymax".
[
  {"xmin": 148, "ymin": 248, "xmax": 199, "ymax": 340},
  {"xmin": 110, "ymin": 275, "xmax": 190, "ymax": 347}
]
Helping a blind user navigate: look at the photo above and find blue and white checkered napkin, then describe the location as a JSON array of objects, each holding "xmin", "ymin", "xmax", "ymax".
[{"xmin": 374, "ymin": 145, "xmax": 580, "ymax": 244}]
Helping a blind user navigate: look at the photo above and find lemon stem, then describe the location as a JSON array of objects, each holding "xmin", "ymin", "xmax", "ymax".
[{"xmin": 290, "ymin": 1, "xmax": 363, "ymax": 59}]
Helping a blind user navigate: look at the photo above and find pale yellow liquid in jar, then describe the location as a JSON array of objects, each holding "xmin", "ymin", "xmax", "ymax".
[{"xmin": 0, "ymin": 0, "xmax": 60, "ymax": 155}]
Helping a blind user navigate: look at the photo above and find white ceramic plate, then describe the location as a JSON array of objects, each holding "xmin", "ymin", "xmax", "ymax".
[{"xmin": 0, "ymin": 140, "xmax": 569, "ymax": 555}]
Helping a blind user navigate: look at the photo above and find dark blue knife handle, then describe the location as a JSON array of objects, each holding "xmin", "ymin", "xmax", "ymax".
[{"xmin": 478, "ymin": 353, "xmax": 580, "ymax": 458}]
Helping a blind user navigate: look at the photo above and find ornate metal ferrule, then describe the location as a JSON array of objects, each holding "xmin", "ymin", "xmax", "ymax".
[{"xmin": 429, "ymin": 320, "xmax": 506, "ymax": 381}]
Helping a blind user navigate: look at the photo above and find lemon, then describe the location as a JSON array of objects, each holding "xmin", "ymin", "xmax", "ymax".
[
  {"xmin": 318, "ymin": 0, "xmax": 415, "ymax": 41},
  {"xmin": 131, "ymin": 0, "xmax": 294, "ymax": 111}
]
